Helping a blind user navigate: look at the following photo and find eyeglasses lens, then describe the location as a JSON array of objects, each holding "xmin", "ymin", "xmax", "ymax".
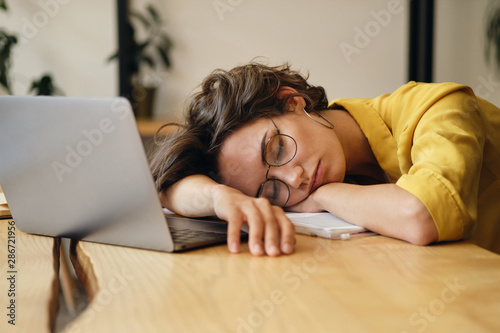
[
  {"xmin": 265, "ymin": 134, "xmax": 295, "ymax": 166},
  {"xmin": 258, "ymin": 178, "xmax": 290, "ymax": 207}
]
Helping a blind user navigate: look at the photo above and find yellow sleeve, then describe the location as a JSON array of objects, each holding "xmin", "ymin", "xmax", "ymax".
[{"xmin": 384, "ymin": 83, "xmax": 485, "ymax": 241}]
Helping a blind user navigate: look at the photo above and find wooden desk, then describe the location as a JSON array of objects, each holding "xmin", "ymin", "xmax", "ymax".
[
  {"xmin": 136, "ymin": 119, "xmax": 174, "ymax": 159},
  {"xmin": 0, "ymin": 219, "xmax": 60, "ymax": 332},
  {"xmin": 61, "ymin": 235, "xmax": 500, "ymax": 333},
  {"xmin": 136, "ymin": 119, "xmax": 171, "ymax": 138}
]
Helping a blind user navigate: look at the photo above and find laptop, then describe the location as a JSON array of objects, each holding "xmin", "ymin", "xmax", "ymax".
[{"xmin": 0, "ymin": 95, "xmax": 243, "ymax": 252}]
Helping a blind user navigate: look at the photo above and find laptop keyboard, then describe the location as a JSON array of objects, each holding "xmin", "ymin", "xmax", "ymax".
[{"xmin": 169, "ymin": 227, "xmax": 227, "ymax": 243}]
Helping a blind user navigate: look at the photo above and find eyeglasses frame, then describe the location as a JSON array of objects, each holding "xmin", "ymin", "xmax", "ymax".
[{"xmin": 256, "ymin": 117, "xmax": 298, "ymax": 207}]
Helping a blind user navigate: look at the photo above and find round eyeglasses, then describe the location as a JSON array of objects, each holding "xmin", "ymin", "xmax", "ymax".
[{"xmin": 256, "ymin": 118, "xmax": 297, "ymax": 207}]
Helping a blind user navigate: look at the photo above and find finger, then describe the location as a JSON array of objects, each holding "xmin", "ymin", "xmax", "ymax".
[
  {"xmin": 245, "ymin": 203, "xmax": 265, "ymax": 256},
  {"xmin": 273, "ymin": 207, "xmax": 296, "ymax": 254},
  {"xmin": 226, "ymin": 210, "xmax": 244, "ymax": 254},
  {"xmin": 258, "ymin": 199, "xmax": 281, "ymax": 256}
]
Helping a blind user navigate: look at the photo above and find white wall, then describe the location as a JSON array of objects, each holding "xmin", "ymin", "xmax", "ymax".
[
  {"xmin": 1, "ymin": 0, "xmax": 408, "ymax": 119},
  {"xmin": 3, "ymin": 1, "xmax": 498, "ymax": 119},
  {"xmin": 151, "ymin": 0, "xmax": 409, "ymax": 118},
  {"xmin": 435, "ymin": 0, "xmax": 500, "ymax": 107},
  {"xmin": 0, "ymin": 0, "xmax": 117, "ymax": 98}
]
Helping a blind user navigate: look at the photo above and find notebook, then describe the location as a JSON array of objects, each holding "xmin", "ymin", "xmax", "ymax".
[
  {"xmin": 0, "ymin": 96, "xmax": 245, "ymax": 252},
  {"xmin": 285, "ymin": 212, "xmax": 375, "ymax": 239},
  {"xmin": 0, "ymin": 192, "xmax": 11, "ymax": 219}
]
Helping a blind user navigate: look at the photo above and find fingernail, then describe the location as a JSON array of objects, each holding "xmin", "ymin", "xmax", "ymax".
[
  {"xmin": 229, "ymin": 242, "xmax": 239, "ymax": 253},
  {"xmin": 282, "ymin": 243, "xmax": 293, "ymax": 254},
  {"xmin": 268, "ymin": 245, "xmax": 279, "ymax": 256},
  {"xmin": 252, "ymin": 243, "xmax": 263, "ymax": 255}
]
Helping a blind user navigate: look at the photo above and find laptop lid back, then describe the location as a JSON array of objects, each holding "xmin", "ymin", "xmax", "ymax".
[{"xmin": 0, "ymin": 96, "xmax": 173, "ymax": 252}]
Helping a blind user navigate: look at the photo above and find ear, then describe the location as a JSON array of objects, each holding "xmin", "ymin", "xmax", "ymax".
[{"xmin": 277, "ymin": 86, "xmax": 306, "ymax": 111}]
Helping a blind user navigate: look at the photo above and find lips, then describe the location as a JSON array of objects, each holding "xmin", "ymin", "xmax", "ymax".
[{"xmin": 309, "ymin": 162, "xmax": 324, "ymax": 194}]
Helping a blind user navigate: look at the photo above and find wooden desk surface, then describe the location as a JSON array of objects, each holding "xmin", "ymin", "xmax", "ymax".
[
  {"xmin": 62, "ymin": 235, "xmax": 500, "ymax": 333},
  {"xmin": 0, "ymin": 219, "xmax": 60, "ymax": 332}
]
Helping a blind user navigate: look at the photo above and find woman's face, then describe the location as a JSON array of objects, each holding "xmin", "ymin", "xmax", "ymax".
[{"xmin": 217, "ymin": 108, "xmax": 346, "ymax": 207}]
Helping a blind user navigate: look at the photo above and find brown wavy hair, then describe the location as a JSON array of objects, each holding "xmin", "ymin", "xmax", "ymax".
[{"xmin": 150, "ymin": 62, "xmax": 329, "ymax": 192}]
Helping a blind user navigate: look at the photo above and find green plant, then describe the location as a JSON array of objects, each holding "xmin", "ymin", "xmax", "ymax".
[
  {"xmin": 0, "ymin": 29, "xmax": 17, "ymax": 94},
  {"xmin": 0, "ymin": 2, "xmax": 16, "ymax": 94},
  {"xmin": 0, "ymin": 2, "xmax": 62, "ymax": 96},
  {"xmin": 29, "ymin": 74, "xmax": 63, "ymax": 96},
  {"xmin": 108, "ymin": 4, "xmax": 173, "ymax": 86},
  {"xmin": 485, "ymin": 0, "xmax": 500, "ymax": 70}
]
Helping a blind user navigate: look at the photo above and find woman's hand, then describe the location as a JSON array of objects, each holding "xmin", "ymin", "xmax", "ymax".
[{"xmin": 211, "ymin": 184, "xmax": 296, "ymax": 256}]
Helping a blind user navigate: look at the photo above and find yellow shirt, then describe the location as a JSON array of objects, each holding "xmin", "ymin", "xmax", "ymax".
[{"xmin": 330, "ymin": 81, "xmax": 500, "ymax": 254}]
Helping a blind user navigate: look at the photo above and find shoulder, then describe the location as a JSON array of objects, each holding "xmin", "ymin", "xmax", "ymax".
[
  {"xmin": 329, "ymin": 81, "xmax": 478, "ymax": 125},
  {"xmin": 329, "ymin": 81, "xmax": 474, "ymax": 107}
]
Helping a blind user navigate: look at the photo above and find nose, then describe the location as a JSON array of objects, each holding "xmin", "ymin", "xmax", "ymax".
[{"xmin": 269, "ymin": 164, "xmax": 305, "ymax": 189}]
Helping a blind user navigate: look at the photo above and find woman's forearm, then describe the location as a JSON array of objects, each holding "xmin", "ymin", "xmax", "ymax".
[
  {"xmin": 160, "ymin": 174, "xmax": 219, "ymax": 217},
  {"xmin": 310, "ymin": 183, "xmax": 439, "ymax": 245}
]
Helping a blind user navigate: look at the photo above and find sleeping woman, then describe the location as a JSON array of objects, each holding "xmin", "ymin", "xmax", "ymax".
[{"xmin": 150, "ymin": 62, "xmax": 500, "ymax": 256}]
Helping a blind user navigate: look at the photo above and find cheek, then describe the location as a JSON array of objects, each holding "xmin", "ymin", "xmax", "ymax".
[
  {"xmin": 217, "ymin": 154, "xmax": 265, "ymax": 197},
  {"xmin": 284, "ymin": 189, "xmax": 309, "ymax": 207},
  {"xmin": 320, "ymin": 136, "xmax": 346, "ymax": 182}
]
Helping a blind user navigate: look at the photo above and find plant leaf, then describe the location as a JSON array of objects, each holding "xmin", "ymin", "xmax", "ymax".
[
  {"xmin": 156, "ymin": 45, "xmax": 171, "ymax": 68},
  {"xmin": 130, "ymin": 10, "xmax": 151, "ymax": 29},
  {"xmin": 136, "ymin": 40, "xmax": 150, "ymax": 54},
  {"xmin": 0, "ymin": 70, "xmax": 11, "ymax": 94},
  {"xmin": 28, "ymin": 74, "xmax": 63, "ymax": 96},
  {"xmin": 0, "ymin": 29, "xmax": 17, "ymax": 94},
  {"xmin": 106, "ymin": 52, "xmax": 119, "ymax": 63},
  {"xmin": 146, "ymin": 5, "xmax": 161, "ymax": 24},
  {"xmin": 484, "ymin": 0, "xmax": 500, "ymax": 69},
  {"xmin": 141, "ymin": 54, "xmax": 155, "ymax": 68},
  {"xmin": 158, "ymin": 33, "xmax": 173, "ymax": 49}
]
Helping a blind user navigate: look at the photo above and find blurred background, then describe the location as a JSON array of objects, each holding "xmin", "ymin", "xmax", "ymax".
[{"xmin": 1, "ymin": 0, "xmax": 499, "ymax": 120}]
